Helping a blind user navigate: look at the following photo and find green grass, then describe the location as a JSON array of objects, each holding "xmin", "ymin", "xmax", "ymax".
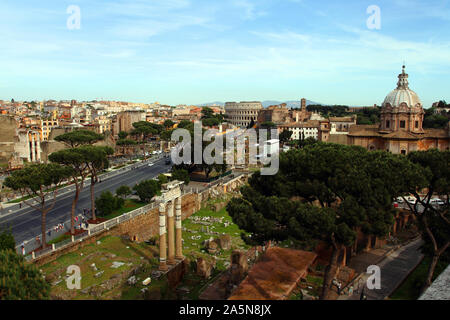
[
  {"xmin": 101, "ymin": 200, "xmax": 147, "ymax": 221},
  {"xmin": 47, "ymin": 233, "xmax": 71, "ymax": 245},
  {"xmin": 40, "ymin": 235, "xmax": 160, "ymax": 300},
  {"xmin": 306, "ymin": 274, "xmax": 324, "ymax": 287},
  {"xmin": 289, "ymin": 290, "xmax": 303, "ymax": 300},
  {"xmin": 7, "ymin": 194, "xmax": 33, "ymax": 204},
  {"xmin": 390, "ymin": 257, "xmax": 449, "ymax": 300},
  {"xmin": 182, "ymin": 204, "xmax": 250, "ymax": 269}
]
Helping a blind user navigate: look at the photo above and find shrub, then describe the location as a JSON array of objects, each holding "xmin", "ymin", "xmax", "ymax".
[
  {"xmin": 95, "ymin": 191, "xmax": 124, "ymax": 217},
  {"xmin": 133, "ymin": 180, "xmax": 160, "ymax": 203},
  {"xmin": 116, "ymin": 185, "xmax": 131, "ymax": 199}
]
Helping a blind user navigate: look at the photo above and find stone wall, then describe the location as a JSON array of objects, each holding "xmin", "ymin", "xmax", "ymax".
[
  {"xmin": 328, "ymin": 134, "xmax": 350, "ymax": 146},
  {"xmin": 0, "ymin": 115, "xmax": 18, "ymax": 164},
  {"xmin": 314, "ymin": 210, "xmax": 413, "ymax": 268},
  {"xmin": 111, "ymin": 192, "xmax": 201, "ymax": 243},
  {"xmin": 113, "ymin": 206, "xmax": 159, "ymax": 242}
]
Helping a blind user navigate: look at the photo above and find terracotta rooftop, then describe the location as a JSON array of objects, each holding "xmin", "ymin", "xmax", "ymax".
[
  {"xmin": 280, "ymin": 120, "xmax": 322, "ymax": 128},
  {"xmin": 329, "ymin": 116, "xmax": 356, "ymax": 122},
  {"xmin": 348, "ymin": 124, "xmax": 449, "ymax": 140},
  {"xmin": 228, "ymin": 247, "xmax": 317, "ymax": 300}
]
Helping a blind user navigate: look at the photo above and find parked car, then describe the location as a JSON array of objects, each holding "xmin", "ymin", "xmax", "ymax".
[{"xmin": 396, "ymin": 197, "xmax": 404, "ymax": 204}]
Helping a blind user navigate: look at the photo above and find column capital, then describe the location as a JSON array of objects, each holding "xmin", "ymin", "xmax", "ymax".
[
  {"xmin": 159, "ymin": 202, "xmax": 166, "ymax": 214},
  {"xmin": 167, "ymin": 201, "xmax": 174, "ymax": 218}
]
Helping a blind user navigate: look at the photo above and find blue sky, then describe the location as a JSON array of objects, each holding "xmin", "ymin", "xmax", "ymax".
[{"xmin": 1, "ymin": 0, "xmax": 450, "ymax": 107}]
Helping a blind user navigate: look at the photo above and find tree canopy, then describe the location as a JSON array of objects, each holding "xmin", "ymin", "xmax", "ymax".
[
  {"xmin": 395, "ymin": 149, "xmax": 450, "ymax": 292},
  {"xmin": 116, "ymin": 185, "xmax": 132, "ymax": 199},
  {"xmin": 133, "ymin": 180, "xmax": 161, "ymax": 203},
  {"xmin": 118, "ymin": 131, "xmax": 128, "ymax": 140},
  {"xmin": 201, "ymin": 107, "xmax": 224, "ymax": 127},
  {"xmin": 49, "ymin": 147, "xmax": 93, "ymax": 234},
  {"xmin": 95, "ymin": 191, "xmax": 124, "ymax": 217},
  {"xmin": 163, "ymin": 120, "xmax": 175, "ymax": 129},
  {"xmin": 4, "ymin": 163, "xmax": 73, "ymax": 197},
  {"xmin": 131, "ymin": 121, "xmax": 163, "ymax": 138},
  {"xmin": 83, "ymin": 146, "xmax": 114, "ymax": 221},
  {"xmin": 227, "ymin": 142, "xmax": 404, "ymax": 299},
  {"xmin": 171, "ymin": 168, "xmax": 190, "ymax": 185},
  {"xmin": 177, "ymin": 120, "xmax": 194, "ymax": 131},
  {"xmin": 54, "ymin": 130, "xmax": 104, "ymax": 148},
  {"xmin": 116, "ymin": 139, "xmax": 137, "ymax": 147},
  {"xmin": 279, "ymin": 130, "xmax": 293, "ymax": 143},
  {"xmin": 0, "ymin": 250, "xmax": 51, "ymax": 300},
  {"xmin": 0, "ymin": 229, "xmax": 15, "ymax": 252},
  {"xmin": 4, "ymin": 163, "xmax": 73, "ymax": 246}
]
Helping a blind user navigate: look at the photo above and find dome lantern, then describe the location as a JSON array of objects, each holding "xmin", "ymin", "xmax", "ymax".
[{"xmin": 397, "ymin": 65, "xmax": 409, "ymax": 89}]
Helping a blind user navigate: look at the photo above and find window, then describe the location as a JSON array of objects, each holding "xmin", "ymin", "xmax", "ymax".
[
  {"xmin": 400, "ymin": 120, "xmax": 406, "ymax": 128},
  {"xmin": 386, "ymin": 120, "xmax": 390, "ymax": 128},
  {"xmin": 415, "ymin": 121, "xmax": 419, "ymax": 128}
]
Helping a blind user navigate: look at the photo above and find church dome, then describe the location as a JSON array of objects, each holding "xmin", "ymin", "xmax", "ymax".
[
  {"xmin": 382, "ymin": 66, "xmax": 422, "ymax": 108},
  {"xmin": 379, "ymin": 66, "xmax": 425, "ymax": 134}
]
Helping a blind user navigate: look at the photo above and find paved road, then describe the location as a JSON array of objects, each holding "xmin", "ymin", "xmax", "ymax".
[
  {"xmin": 0, "ymin": 158, "xmax": 171, "ymax": 246},
  {"xmin": 340, "ymin": 238, "xmax": 424, "ymax": 300}
]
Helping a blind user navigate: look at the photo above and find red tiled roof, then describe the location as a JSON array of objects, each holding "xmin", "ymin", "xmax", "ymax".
[
  {"xmin": 348, "ymin": 124, "xmax": 449, "ymax": 140},
  {"xmin": 228, "ymin": 247, "xmax": 317, "ymax": 300}
]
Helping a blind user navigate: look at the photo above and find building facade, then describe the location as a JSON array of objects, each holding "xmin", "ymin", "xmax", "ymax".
[
  {"xmin": 257, "ymin": 99, "xmax": 311, "ymax": 125},
  {"xmin": 329, "ymin": 116, "xmax": 357, "ymax": 135},
  {"xmin": 112, "ymin": 110, "xmax": 146, "ymax": 137},
  {"xmin": 279, "ymin": 120, "xmax": 330, "ymax": 142}
]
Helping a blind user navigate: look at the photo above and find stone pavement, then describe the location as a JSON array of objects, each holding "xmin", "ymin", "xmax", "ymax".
[{"xmin": 339, "ymin": 238, "xmax": 424, "ymax": 300}]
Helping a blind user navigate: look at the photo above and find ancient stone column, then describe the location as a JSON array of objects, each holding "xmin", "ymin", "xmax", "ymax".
[
  {"xmin": 167, "ymin": 201, "xmax": 175, "ymax": 265},
  {"xmin": 159, "ymin": 203, "xmax": 168, "ymax": 271},
  {"xmin": 175, "ymin": 197, "xmax": 184, "ymax": 260}
]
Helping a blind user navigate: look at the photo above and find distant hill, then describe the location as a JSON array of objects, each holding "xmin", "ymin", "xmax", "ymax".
[
  {"xmin": 197, "ymin": 100, "xmax": 321, "ymax": 108},
  {"xmin": 197, "ymin": 102, "xmax": 225, "ymax": 107}
]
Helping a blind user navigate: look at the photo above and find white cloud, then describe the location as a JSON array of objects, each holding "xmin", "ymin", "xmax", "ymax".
[
  {"xmin": 393, "ymin": 0, "xmax": 450, "ymax": 21},
  {"xmin": 233, "ymin": 0, "xmax": 266, "ymax": 20},
  {"xmin": 251, "ymin": 31, "xmax": 311, "ymax": 43}
]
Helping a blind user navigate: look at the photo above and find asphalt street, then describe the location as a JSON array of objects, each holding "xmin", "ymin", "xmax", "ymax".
[
  {"xmin": 0, "ymin": 158, "xmax": 171, "ymax": 245},
  {"xmin": 340, "ymin": 238, "xmax": 424, "ymax": 300}
]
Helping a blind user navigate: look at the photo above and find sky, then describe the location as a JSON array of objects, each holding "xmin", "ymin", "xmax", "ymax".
[{"xmin": 1, "ymin": 0, "xmax": 450, "ymax": 107}]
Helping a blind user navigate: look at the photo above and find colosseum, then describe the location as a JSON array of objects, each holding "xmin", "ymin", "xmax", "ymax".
[{"xmin": 224, "ymin": 101, "xmax": 263, "ymax": 128}]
